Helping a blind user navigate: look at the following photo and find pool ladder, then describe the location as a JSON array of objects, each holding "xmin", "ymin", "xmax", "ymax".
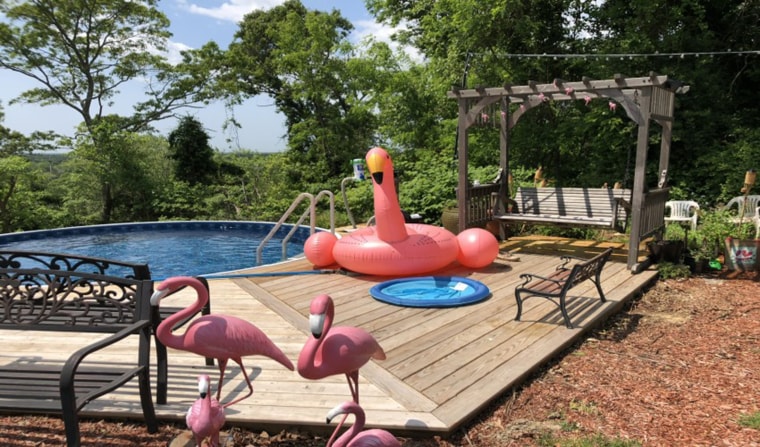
[{"xmin": 256, "ymin": 190, "xmax": 335, "ymax": 265}]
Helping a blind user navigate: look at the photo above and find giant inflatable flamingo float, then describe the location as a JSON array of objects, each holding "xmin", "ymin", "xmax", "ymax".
[
  {"xmin": 298, "ymin": 294, "xmax": 385, "ymax": 403},
  {"xmin": 304, "ymin": 146, "xmax": 498, "ymax": 276},
  {"xmin": 151, "ymin": 276, "xmax": 295, "ymax": 407},
  {"xmin": 186, "ymin": 374, "xmax": 225, "ymax": 447},
  {"xmin": 326, "ymin": 401, "xmax": 401, "ymax": 447}
]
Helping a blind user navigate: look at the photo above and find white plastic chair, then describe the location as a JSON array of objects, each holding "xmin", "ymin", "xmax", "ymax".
[
  {"xmin": 664, "ymin": 200, "xmax": 700, "ymax": 231},
  {"xmin": 723, "ymin": 195, "xmax": 760, "ymax": 225}
]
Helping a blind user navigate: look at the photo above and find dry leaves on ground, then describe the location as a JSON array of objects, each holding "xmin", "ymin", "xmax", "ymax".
[{"xmin": 1, "ymin": 270, "xmax": 758, "ymax": 446}]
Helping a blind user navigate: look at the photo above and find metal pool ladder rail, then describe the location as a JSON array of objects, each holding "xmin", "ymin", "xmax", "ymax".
[{"xmin": 256, "ymin": 191, "xmax": 335, "ymax": 265}]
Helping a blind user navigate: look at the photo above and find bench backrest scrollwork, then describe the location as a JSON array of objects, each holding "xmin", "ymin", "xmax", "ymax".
[
  {"xmin": 0, "ymin": 268, "xmax": 153, "ymax": 332},
  {"xmin": 558, "ymin": 248, "xmax": 613, "ymax": 292}
]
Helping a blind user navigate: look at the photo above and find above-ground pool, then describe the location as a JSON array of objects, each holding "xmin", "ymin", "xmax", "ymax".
[{"xmin": 0, "ymin": 221, "xmax": 311, "ymax": 279}]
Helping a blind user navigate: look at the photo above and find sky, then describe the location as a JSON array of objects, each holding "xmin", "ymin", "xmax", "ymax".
[{"xmin": 0, "ymin": 1, "xmax": 400, "ymax": 153}]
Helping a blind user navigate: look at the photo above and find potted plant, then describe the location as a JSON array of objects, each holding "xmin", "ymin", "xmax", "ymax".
[
  {"xmin": 723, "ymin": 171, "xmax": 760, "ymax": 272},
  {"xmin": 648, "ymin": 223, "xmax": 685, "ymax": 264},
  {"xmin": 684, "ymin": 220, "xmax": 721, "ymax": 273},
  {"xmin": 440, "ymin": 199, "xmax": 460, "ymax": 234},
  {"xmin": 722, "ymin": 214, "xmax": 759, "ymax": 272},
  {"xmin": 685, "ymin": 208, "xmax": 758, "ymax": 272}
]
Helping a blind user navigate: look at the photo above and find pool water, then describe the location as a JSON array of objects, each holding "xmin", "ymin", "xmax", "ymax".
[{"xmin": 0, "ymin": 221, "xmax": 309, "ymax": 279}]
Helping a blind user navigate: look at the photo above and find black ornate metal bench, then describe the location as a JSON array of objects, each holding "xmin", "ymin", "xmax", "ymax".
[
  {"xmin": 0, "ymin": 250, "xmax": 211, "ymax": 404},
  {"xmin": 514, "ymin": 248, "xmax": 613, "ymax": 329},
  {"xmin": 493, "ymin": 187, "xmax": 632, "ymax": 231},
  {"xmin": 0, "ymin": 267, "xmax": 158, "ymax": 446}
]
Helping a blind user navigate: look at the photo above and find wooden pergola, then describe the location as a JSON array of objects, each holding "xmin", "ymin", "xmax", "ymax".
[{"xmin": 447, "ymin": 73, "xmax": 688, "ymax": 272}]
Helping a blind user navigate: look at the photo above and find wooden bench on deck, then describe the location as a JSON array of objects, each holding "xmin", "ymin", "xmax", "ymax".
[
  {"xmin": 493, "ymin": 187, "xmax": 632, "ymax": 231},
  {"xmin": 514, "ymin": 248, "xmax": 613, "ymax": 329},
  {"xmin": 0, "ymin": 267, "xmax": 158, "ymax": 446},
  {"xmin": 0, "ymin": 250, "xmax": 212, "ymax": 405}
]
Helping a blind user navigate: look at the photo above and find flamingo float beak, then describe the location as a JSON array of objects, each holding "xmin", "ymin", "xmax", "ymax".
[
  {"xmin": 150, "ymin": 287, "xmax": 170, "ymax": 306},
  {"xmin": 366, "ymin": 151, "xmax": 386, "ymax": 185}
]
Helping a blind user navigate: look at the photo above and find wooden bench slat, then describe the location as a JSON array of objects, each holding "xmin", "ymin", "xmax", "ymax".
[{"xmin": 494, "ymin": 187, "xmax": 631, "ymax": 230}]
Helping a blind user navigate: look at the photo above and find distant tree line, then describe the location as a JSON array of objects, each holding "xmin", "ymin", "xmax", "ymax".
[{"xmin": 0, "ymin": 0, "xmax": 758, "ymax": 235}]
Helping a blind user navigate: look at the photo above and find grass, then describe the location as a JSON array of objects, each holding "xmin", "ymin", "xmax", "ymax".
[
  {"xmin": 533, "ymin": 400, "xmax": 642, "ymax": 446},
  {"xmin": 738, "ymin": 411, "xmax": 760, "ymax": 429},
  {"xmin": 537, "ymin": 433, "xmax": 642, "ymax": 447}
]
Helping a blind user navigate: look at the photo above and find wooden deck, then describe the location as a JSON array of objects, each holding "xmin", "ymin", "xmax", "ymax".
[{"xmin": 0, "ymin": 238, "xmax": 658, "ymax": 438}]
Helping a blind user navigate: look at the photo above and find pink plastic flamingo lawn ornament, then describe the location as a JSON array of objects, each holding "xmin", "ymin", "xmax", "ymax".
[
  {"xmin": 151, "ymin": 276, "xmax": 294, "ymax": 407},
  {"xmin": 326, "ymin": 401, "xmax": 401, "ymax": 447},
  {"xmin": 186, "ymin": 374, "xmax": 225, "ymax": 447},
  {"xmin": 298, "ymin": 294, "xmax": 386, "ymax": 404}
]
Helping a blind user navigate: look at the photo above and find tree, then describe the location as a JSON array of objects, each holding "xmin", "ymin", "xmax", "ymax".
[
  {"xmin": 60, "ymin": 129, "xmax": 172, "ymax": 224},
  {"xmin": 0, "ymin": 0, "xmax": 214, "ymax": 222},
  {"xmin": 223, "ymin": 0, "xmax": 397, "ymax": 184},
  {"xmin": 586, "ymin": 0, "xmax": 760, "ymax": 203},
  {"xmin": 168, "ymin": 116, "xmax": 216, "ymax": 185},
  {"xmin": 0, "ymin": 105, "xmax": 58, "ymax": 232}
]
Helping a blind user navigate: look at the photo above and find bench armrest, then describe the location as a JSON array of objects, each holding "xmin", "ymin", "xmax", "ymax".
[{"xmin": 61, "ymin": 319, "xmax": 152, "ymax": 397}]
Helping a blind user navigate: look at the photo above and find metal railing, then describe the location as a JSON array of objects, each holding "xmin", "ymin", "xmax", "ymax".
[{"xmin": 255, "ymin": 191, "xmax": 335, "ymax": 265}]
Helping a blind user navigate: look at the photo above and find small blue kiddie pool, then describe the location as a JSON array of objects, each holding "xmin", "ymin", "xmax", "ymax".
[{"xmin": 369, "ymin": 276, "xmax": 490, "ymax": 308}]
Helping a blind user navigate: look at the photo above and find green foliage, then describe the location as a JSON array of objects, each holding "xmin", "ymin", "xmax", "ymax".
[
  {"xmin": 168, "ymin": 116, "xmax": 217, "ymax": 185},
  {"xmin": 656, "ymin": 262, "xmax": 691, "ymax": 280},
  {"xmin": 737, "ymin": 411, "xmax": 760, "ymax": 429},
  {"xmin": 537, "ymin": 433, "xmax": 642, "ymax": 447},
  {"xmin": 0, "ymin": 0, "xmax": 214, "ymax": 222},
  {"xmin": 62, "ymin": 131, "xmax": 171, "ymax": 224},
  {"xmin": 224, "ymin": 0, "xmax": 394, "ymax": 182}
]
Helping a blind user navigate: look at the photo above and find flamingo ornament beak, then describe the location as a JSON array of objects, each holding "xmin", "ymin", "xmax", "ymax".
[
  {"xmin": 309, "ymin": 312, "xmax": 326, "ymax": 339},
  {"xmin": 150, "ymin": 287, "xmax": 170, "ymax": 306},
  {"xmin": 198, "ymin": 374, "xmax": 210, "ymax": 398},
  {"xmin": 325, "ymin": 403, "xmax": 347, "ymax": 423}
]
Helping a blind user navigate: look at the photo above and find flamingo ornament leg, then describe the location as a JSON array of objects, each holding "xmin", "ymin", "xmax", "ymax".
[
  {"xmin": 218, "ymin": 356, "xmax": 257, "ymax": 408},
  {"xmin": 346, "ymin": 370, "xmax": 360, "ymax": 404}
]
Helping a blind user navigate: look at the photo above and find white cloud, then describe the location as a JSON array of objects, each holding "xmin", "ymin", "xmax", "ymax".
[
  {"xmin": 165, "ymin": 40, "xmax": 193, "ymax": 65},
  {"xmin": 353, "ymin": 19, "xmax": 423, "ymax": 63},
  {"xmin": 182, "ymin": 0, "xmax": 282, "ymax": 23}
]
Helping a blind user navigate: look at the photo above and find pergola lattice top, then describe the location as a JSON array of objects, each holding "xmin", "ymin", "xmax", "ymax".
[{"xmin": 448, "ymin": 74, "xmax": 678, "ymax": 130}]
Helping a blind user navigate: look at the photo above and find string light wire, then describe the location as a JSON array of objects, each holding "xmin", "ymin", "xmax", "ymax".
[{"xmin": 473, "ymin": 50, "xmax": 760, "ymax": 59}]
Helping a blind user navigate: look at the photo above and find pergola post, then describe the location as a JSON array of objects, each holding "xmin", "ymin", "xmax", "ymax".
[{"xmin": 627, "ymin": 89, "xmax": 652, "ymax": 271}]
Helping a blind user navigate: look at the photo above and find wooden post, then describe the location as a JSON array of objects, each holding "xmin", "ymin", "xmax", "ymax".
[{"xmin": 627, "ymin": 88, "xmax": 652, "ymax": 272}]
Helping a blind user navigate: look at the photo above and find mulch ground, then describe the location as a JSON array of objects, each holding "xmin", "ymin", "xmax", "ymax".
[{"xmin": 1, "ymin": 270, "xmax": 758, "ymax": 446}]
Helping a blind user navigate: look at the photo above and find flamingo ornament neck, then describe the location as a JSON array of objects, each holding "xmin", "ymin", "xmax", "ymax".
[{"xmin": 365, "ymin": 147, "xmax": 408, "ymax": 243}]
